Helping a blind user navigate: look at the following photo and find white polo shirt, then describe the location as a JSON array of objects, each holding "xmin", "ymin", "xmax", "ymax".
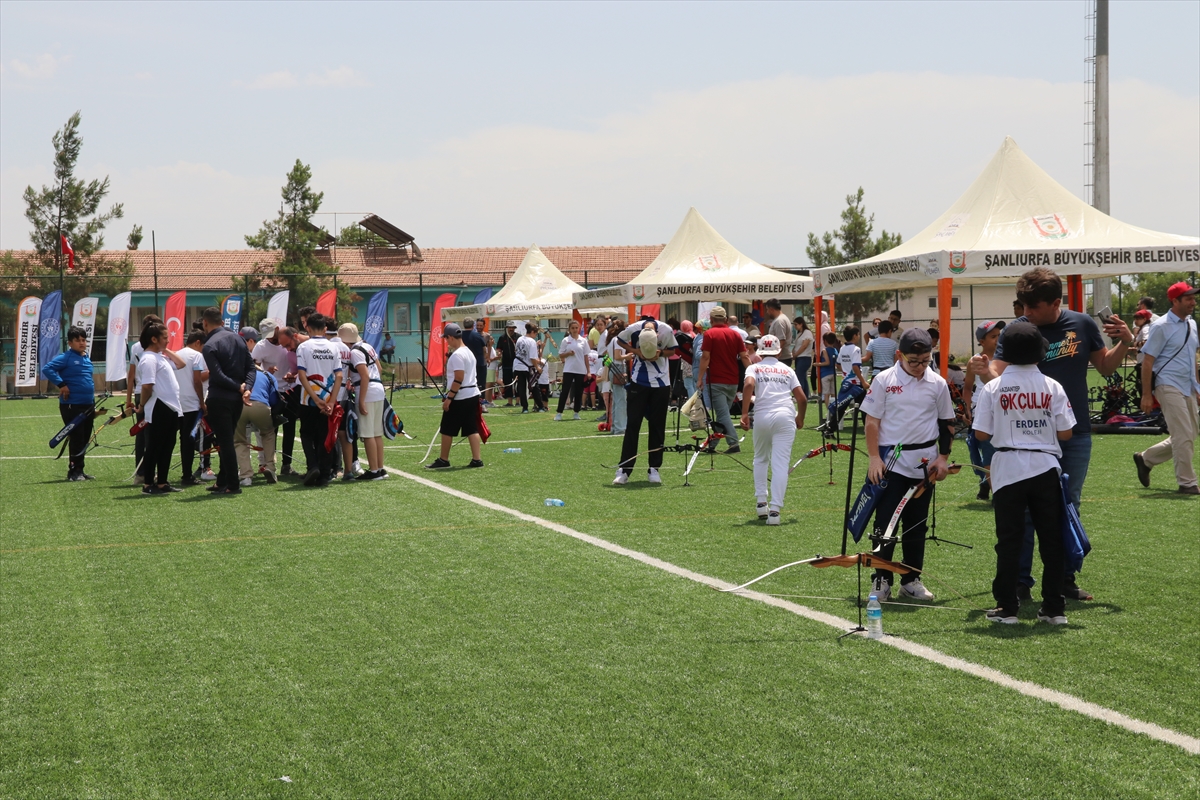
[
  {"xmin": 745, "ymin": 357, "xmax": 801, "ymax": 416},
  {"xmin": 137, "ymin": 350, "xmax": 182, "ymax": 418},
  {"xmin": 972, "ymin": 364, "xmax": 1075, "ymax": 493},
  {"xmin": 861, "ymin": 362, "xmax": 954, "ymax": 479},
  {"xmin": 174, "ymin": 347, "xmax": 207, "ymax": 413},
  {"xmin": 559, "ymin": 334, "xmax": 589, "ymax": 375}
]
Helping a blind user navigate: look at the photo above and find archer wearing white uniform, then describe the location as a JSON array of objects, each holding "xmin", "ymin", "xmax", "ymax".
[
  {"xmin": 741, "ymin": 335, "xmax": 807, "ymax": 525},
  {"xmin": 861, "ymin": 328, "xmax": 954, "ymax": 602}
]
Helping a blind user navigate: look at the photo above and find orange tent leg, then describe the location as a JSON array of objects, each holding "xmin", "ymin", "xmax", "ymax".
[{"xmin": 938, "ymin": 278, "xmax": 953, "ymax": 379}]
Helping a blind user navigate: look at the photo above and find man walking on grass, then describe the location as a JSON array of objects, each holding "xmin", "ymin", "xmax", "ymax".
[{"xmin": 695, "ymin": 306, "xmax": 749, "ymax": 454}]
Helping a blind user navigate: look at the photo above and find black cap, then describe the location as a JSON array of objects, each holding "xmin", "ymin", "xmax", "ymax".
[
  {"xmin": 443, "ymin": 322, "xmax": 463, "ymax": 339},
  {"xmin": 897, "ymin": 327, "xmax": 933, "ymax": 355},
  {"xmin": 998, "ymin": 321, "xmax": 1046, "ymax": 365}
]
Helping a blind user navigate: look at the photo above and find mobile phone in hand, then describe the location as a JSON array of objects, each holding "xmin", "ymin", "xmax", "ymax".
[{"xmin": 1096, "ymin": 305, "xmax": 1115, "ymax": 325}]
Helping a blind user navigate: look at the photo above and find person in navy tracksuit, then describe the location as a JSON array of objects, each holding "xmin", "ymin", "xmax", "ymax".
[{"xmin": 41, "ymin": 326, "xmax": 96, "ymax": 481}]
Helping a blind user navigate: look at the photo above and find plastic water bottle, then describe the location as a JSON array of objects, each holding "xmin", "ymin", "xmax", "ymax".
[
  {"xmin": 544, "ymin": 498, "xmax": 565, "ymax": 507},
  {"xmin": 866, "ymin": 593, "xmax": 883, "ymax": 640},
  {"xmin": 502, "ymin": 448, "xmax": 522, "ymax": 454}
]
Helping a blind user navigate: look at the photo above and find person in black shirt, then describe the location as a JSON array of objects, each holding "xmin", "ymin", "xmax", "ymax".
[
  {"xmin": 200, "ymin": 307, "xmax": 258, "ymax": 494},
  {"xmin": 496, "ymin": 321, "xmax": 518, "ymax": 406},
  {"xmin": 461, "ymin": 318, "xmax": 488, "ymax": 407}
]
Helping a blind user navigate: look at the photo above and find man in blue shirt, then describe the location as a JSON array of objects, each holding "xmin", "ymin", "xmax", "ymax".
[
  {"xmin": 971, "ymin": 267, "xmax": 1134, "ymax": 602},
  {"xmin": 41, "ymin": 326, "xmax": 96, "ymax": 481},
  {"xmin": 1134, "ymin": 281, "xmax": 1199, "ymax": 494}
]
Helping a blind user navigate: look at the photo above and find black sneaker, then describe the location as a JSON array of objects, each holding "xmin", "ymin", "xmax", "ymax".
[
  {"xmin": 1133, "ymin": 452, "xmax": 1151, "ymax": 488},
  {"xmin": 725, "ymin": 446, "xmax": 741, "ymax": 455},
  {"xmin": 986, "ymin": 607, "xmax": 1018, "ymax": 625},
  {"xmin": 976, "ymin": 483, "xmax": 990, "ymax": 501},
  {"xmin": 354, "ymin": 470, "xmax": 374, "ymax": 480},
  {"xmin": 303, "ymin": 469, "xmax": 322, "ymax": 487},
  {"xmin": 180, "ymin": 476, "xmax": 201, "ymax": 487},
  {"xmin": 1016, "ymin": 584, "xmax": 1033, "ymax": 603},
  {"xmin": 157, "ymin": 484, "xmax": 182, "ymax": 493},
  {"xmin": 79, "ymin": 473, "xmax": 95, "ymax": 481},
  {"xmin": 425, "ymin": 458, "xmax": 451, "ymax": 469},
  {"xmin": 264, "ymin": 470, "xmax": 277, "ymax": 485},
  {"xmin": 467, "ymin": 459, "xmax": 484, "ymax": 468},
  {"xmin": 1036, "ymin": 608, "xmax": 1068, "ymax": 625},
  {"xmin": 142, "ymin": 485, "xmax": 155, "ymax": 495},
  {"xmin": 68, "ymin": 472, "xmax": 86, "ymax": 482},
  {"xmin": 1063, "ymin": 583, "xmax": 1093, "ymax": 601}
]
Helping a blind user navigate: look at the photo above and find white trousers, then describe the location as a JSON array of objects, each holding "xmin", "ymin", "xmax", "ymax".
[{"xmin": 753, "ymin": 411, "xmax": 797, "ymax": 511}]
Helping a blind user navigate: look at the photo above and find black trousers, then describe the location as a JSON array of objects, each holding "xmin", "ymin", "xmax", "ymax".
[
  {"xmin": 502, "ymin": 364, "xmax": 514, "ymax": 399},
  {"xmin": 134, "ymin": 410, "xmax": 147, "ymax": 477},
  {"xmin": 871, "ymin": 472, "xmax": 933, "ymax": 585},
  {"xmin": 147, "ymin": 402, "xmax": 179, "ymax": 486},
  {"xmin": 206, "ymin": 396, "xmax": 242, "ymax": 489},
  {"xmin": 280, "ymin": 387, "xmax": 301, "ymax": 470},
  {"xmin": 557, "ymin": 373, "xmax": 586, "ymax": 414},
  {"xmin": 179, "ymin": 409, "xmax": 202, "ymax": 478},
  {"xmin": 619, "ymin": 384, "xmax": 670, "ymax": 473},
  {"xmin": 515, "ymin": 372, "xmax": 531, "ymax": 411},
  {"xmin": 60, "ymin": 402, "xmax": 95, "ymax": 475},
  {"xmin": 993, "ymin": 468, "xmax": 1064, "ymax": 615},
  {"xmin": 299, "ymin": 405, "xmax": 337, "ymax": 479}
]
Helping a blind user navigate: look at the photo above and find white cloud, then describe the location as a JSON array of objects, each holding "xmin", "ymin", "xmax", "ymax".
[
  {"xmin": 306, "ymin": 66, "xmax": 365, "ymax": 88},
  {"xmin": 237, "ymin": 65, "xmax": 365, "ymax": 90},
  {"xmin": 4, "ymin": 53, "xmax": 68, "ymax": 80}
]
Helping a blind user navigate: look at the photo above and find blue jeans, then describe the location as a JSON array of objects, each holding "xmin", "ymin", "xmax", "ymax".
[
  {"xmin": 682, "ymin": 373, "xmax": 696, "ymax": 400},
  {"xmin": 1019, "ymin": 433, "xmax": 1090, "ymax": 588},
  {"xmin": 709, "ymin": 383, "xmax": 738, "ymax": 441},
  {"xmin": 966, "ymin": 428, "xmax": 996, "ymax": 488},
  {"xmin": 794, "ymin": 357, "xmax": 813, "ymax": 399},
  {"xmin": 610, "ymin": 382, "xmax": 627, "ymax": 435}
]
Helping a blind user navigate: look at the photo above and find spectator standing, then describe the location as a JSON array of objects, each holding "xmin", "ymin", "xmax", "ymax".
[
  {"xmin": 497, "ymin": 321, "xmax": 518, "ymax": 405},
  {"xmin": 1137, "ymin": 296, "xmax": 1161, "ymax": 323},
  {"xmin": 273, "ymin": 326, "xmax": 306, "ymax": 476},
  {"xmin": 461, "ymin": 318, "xmax": 488, "ymax": 409},
  {"xmin": 125, "ymin": 314, "xmax": 162, "ymax": 485},
  {"xmin": 175, "ymin": 331, "xmax": 210, "ymax": 486},
  {"xmin": 137, "ymin": 322, "xmax": 184, "ymax": 495},
  {"xmin": 763, "ymin": 299, "xmax": 792, "ymax": 368},
  {"xmin": 791, "ymin": 317, "xmax": 814, "ymax": 400},
  {"xmin": 604, "ymin": 321, "xmax": 631, "ymax": 436},
  {"xmin": 200, "ymin": 307, "xmax": 257, "ymax": 494},
  {"xmin": 612, "ymin": 317, "xmax": 677, "ymax": 484},
  {"xmin": 1134, "ymin": 282, "xmax": 1199, "ymax": 494},
  {"xmin": 864, "ymin": 319, "xmax": 898, "ymax": 382},
  {"xmin": 236, "ymin": 363, "xmax": 279, "ymax": 487},
  {"xmin": 513, "ymin": 323, "xmax": 541, "ymax": 413},
  {"xmin": 887, "ymin": 309, "xmax": 903, "ymax": 338},
  {"xmin": 741, "ymin": 335, "xmax": 807, "ymax": 525},
  {"xmin": 817, "ymin": 331, "xmax": 839, "ymax": 404},
  {"xmin": 695, "ymin": 307, "xmax": 750, "ymax": 454},
  {"xmin": 556, "ymin": 319, "xmax": 588, "ymax": 420},
  {"xmin": 341, "ymin": 323, "xmax": 388, "ymax": 480},
  {"xmin": 961, "ymin": 320, "xmax": 1005, "ymax": 501},
  {"xmin": 971, "ymin": 267, "xmax": 1134, "ymax": 601},
  {"xmin": 40, "ymin": 325, "xmax": 96, "ymax": 481},
  {"xmin": 425, "ymin": 323, "xmax": 484, "ymax": 469}
]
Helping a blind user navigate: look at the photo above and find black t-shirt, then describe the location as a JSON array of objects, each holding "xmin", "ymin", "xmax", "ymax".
[{"xmin": 995, "ymin": 309, "xmax": 1105, "ymax": 433}]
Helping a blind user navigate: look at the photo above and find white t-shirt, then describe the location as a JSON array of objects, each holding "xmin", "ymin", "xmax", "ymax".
[
  {"xmin": 837, "ymin": 344, "xmax": 862, "ymax": 383},
  {"xmin": 745, "ymin": 357, "xmax": 801, "ymax": 416},
  {"xmin": 137, "ymin": 350, "xmax": 182, "ymax": 418},
  {"xmin": 559, "ymin": 334, "xmax": 589, "ymax": 375},
  {"xmin": 792, "ymin": 328, "xmax": 814, "ymax": 359},
  {"xmin": 295, "ymin": 337, "xmax": 342, "ymax": 406},
  {"xmin": 586, "ymin": 350, "xmax": 600, "ymax": 377},
  {"xmin": 972, "ymin": 364, "xmax": 1075, "ymax": 493},
  {"xmin": 861, "ymin": 363, "xmax": 955, "ymax": 479},
  {"xmin": 597, "ymin": 330, "xmax": 609, "ymax": 354},
  {"xmin": 514, "ymin": 335, "xmax": 539, "ymax": 373},
  {"xmin": 174, "ymin": 347, "xmax": 208, "ymax": 413},
  {"xmin": 446, "ymin": 347, "xmax": 480, "ymax": 399},
  {"xmin": 253, "ymin": 338, "xmax": 295, "ymax": 392},
  {"xmin": 348, "ymin": 342, "xmax": 386, "ymax": 403},
  {"xmin": 332, "ymin": 337, "xmax": 352, "ymax": 401},
  {"xmin": 130, "ymin": 342, "xmax": 145, "ymax": 391}
]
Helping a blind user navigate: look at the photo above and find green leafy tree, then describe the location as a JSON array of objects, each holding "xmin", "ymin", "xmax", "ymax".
[
  {"xmin": 806, "ymin": 187, "xmax": 910, "ymax": 321},
  {"xmin": 335, "ymin": 221, "xmax": 388, "ymax": 247},
  {"xmin": 1112, "ymin": 271, "xmax": 1200, "ymax": 319},
  {"xmin": 126, "ymin": 225, "xmax": 143, "ymax": 251},
  {"xmin": 244, "ymin": 160, "xmax": 356, "ymax": 325},
  {"xmin": 22, "ymin": 111, "xmax": 124, "ymax": 268}
]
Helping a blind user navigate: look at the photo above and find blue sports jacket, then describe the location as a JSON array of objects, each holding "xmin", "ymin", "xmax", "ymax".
[{"xmin": 41, "ymin": 350, "xmax": 95, "ymax": 404}]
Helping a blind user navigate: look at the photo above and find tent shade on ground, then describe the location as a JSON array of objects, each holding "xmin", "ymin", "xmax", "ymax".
[
  {"xmin": 810, "ymin": 136, "xmax": 1199, "ymax": 298},
  {"xmin": 573, "ymin": 207, "xmax": 812, "ymax": 309},
  {"xmin": 441, "ymin": 244, "xmax": 618, "ymax": 323}
]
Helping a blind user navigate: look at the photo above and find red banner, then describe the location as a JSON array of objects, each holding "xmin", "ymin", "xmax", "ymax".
[
  {"xmin": 427, "ymin": 293, "xmax": 457, "ymax": 377},
  {"xmin": 316, "ymin": 289, "xmax": 337, "ymax": 319},
  {"xmin": 641, "ymin": 304, "xmax": 661, "ymax": 320},
  {"xmin": 164, "ymin": 290, "xmax": 187, "ymax": 350}
]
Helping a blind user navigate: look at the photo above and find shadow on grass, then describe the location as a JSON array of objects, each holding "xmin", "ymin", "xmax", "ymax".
[{"xmin": 1141, "ymin": 490, "xmax": 1197, "ymax": 500}]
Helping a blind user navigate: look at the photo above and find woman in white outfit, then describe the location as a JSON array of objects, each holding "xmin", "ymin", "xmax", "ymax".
[{"xmin": 741, "ymin": 334, "xmax": 808, "ymax": 525}]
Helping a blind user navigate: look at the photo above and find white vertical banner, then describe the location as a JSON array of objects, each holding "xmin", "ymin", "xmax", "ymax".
[
  {"xmin": 266, "ymin": 290, "xmax": 289, "ymax": 330},
  {"xmin": 697, "ymin": 301, "xmax": 718, "ymax": 324},
  {"xmin": 15, "ymin": 296, "xmax": 42, "ymax": 387},
  {"xmin": 72, "ymin": 297, "xmax": 100, "ymax": 357},
  {"xmin": 105, "ymin": 291, "xmax": 132, "ymax": 383}
]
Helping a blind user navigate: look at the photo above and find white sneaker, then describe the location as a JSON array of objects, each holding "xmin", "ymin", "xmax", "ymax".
[
  {"xmin": 612, "ymin": 470, "xmax": 629, "ymax": 485},
  {"xmin": 766, "ymin": 510, "xmax": 781, "ymax": 526},
  {"xmin": 648, "ymin": 468, "xmax": 662, "ymax": 484},
  {"xmin": 573, "ymin": 413, "xmax": 581, "ymax": 420},
  {"xmin": 871, "ymin": 576, "xmax": 892, "ymax": 602},
  {"xmin": 900, "ymin": 579, "xmax": 935, "ymax": 601},
  {"xmin": 239, "ymin": 477, "xmax": 253, "ymax": 487},
  {"xmin": 199, "ymin": 469, "xmax": 217, "ymax": 482},
  {"xmin": 554, "ymin": 413, "xmax": 563, "ymax": 421},
  {"xmin": 756, "ymin": 502, "xmax": 769, "ymax": 519}
]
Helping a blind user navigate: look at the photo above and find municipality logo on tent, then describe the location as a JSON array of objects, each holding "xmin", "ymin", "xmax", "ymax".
[
  {"xmin": 813, "ymin": 274, "xmax": 823, "ymax": 292},
  {"xmin": 226, "ymin": 299, "xmax": 241, "ymax": 315},
  {"xmin": 1031, "ymin": 214, "xmax": 1069, "ymax": 239},
  {"xmin": 949, "ymin": 252, "xmax": 966, "ymax": 274},
  {"xmin": 24, "ymin": 301, "xmax": 38, "ymax": 316},
  {"xmin": 696, "ymin": 254, "xmax": 723, "ymax": 272},
  {"xmin": 633, "ymin": 286, "xmax": 645, "ymax": 300},
  {"xmin": 486, "ymin": 305, "xmax": 496, "ymax": 315},
  {"xmin": 80, "ymin": 304, "xmax": 94, "ymax": 316}
]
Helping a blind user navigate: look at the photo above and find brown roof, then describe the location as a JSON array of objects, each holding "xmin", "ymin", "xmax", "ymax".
[{"xmin": 3, "ymin": 245, "xmax": 664, "ymax": 291}]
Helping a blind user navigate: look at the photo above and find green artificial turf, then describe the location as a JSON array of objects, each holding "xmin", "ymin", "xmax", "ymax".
[{"xmin": 1, "ymin": 392, "xmax": 1196, "ymax": 798}]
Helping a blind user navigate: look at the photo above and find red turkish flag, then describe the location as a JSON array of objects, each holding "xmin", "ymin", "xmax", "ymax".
[
  {"xmin": 61, "ymin": 235, "xmax": 75, "ymax": 272},
  {"xmin": 426, "ymin": 293, "xmax": 457, "ymax": 377},
  {"xmin": 316, "ymin": 289, "xmax": 337, "ymax": 318},
  {"xmin": 164, "ymin": 290, "xmax": 187, "ymax": 350}
]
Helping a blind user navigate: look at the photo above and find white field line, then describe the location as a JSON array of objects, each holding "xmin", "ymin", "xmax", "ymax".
[{"xmin": 384, "ymin": 464, "xmax": 1200, "ymax": 756}]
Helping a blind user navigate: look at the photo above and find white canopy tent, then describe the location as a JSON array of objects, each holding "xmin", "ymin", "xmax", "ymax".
[
  {"xmin": 809, "ymin": 136, "xmax": 1199, "ymax": 374},
  {"xmin": 441, "ymin": 243, "xmax": 618, "ymax": 323},
  {"xmin": 573, "ymin": 207, "xmax": 813, "ymax": 310}
]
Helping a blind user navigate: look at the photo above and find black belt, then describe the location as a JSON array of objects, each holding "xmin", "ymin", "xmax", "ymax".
[
  {"xmin": 996, "ymin": 447, "xmax": 1058, "ymax": 455},
  {"xmin": 899, "ymin": 439, "xmax": 937, "ymax": 451}
]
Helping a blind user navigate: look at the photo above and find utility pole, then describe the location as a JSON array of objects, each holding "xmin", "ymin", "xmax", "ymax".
[{"xmin": 1092, "ymin": 0, "xmax": 1112, "ymax": 313}]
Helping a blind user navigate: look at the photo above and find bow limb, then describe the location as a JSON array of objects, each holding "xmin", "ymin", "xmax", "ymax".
[{"xmin": 718, "ymin": 557, "xmax": 823, "ymax": 593}]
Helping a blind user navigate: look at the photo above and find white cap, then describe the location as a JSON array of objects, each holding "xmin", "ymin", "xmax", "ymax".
[{"xmin": 756, "ymin": 334, "xmax": 782, "ymax": 356}]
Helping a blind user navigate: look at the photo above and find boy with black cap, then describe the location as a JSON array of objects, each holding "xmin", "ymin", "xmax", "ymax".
[
  {"xmin": 972, "ymin": 322, "xmax": 1076, "ymax": 624},
  {"xmin": 861, "ymin": 327, "xmax": 955, "ymax": 602},
  {"xmin": 426, "ymin": 322, "xmax": 483, "ymax": 469}
]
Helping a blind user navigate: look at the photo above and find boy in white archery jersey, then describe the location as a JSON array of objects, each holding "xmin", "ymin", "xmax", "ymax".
[
  {"xmin": 740, "ymin": 335, "xmax": 807, "ymax": 525},
  {"xmin": 861, "ymin": 328, "xmax": 955, "ymax": 602},
  {"xmin": 295, "ymin": 313, "xmax": 343, "ymax": 487},
  {"xmin": 972, "ymin": 322, "xmax": 1075, "ymax": 625}
]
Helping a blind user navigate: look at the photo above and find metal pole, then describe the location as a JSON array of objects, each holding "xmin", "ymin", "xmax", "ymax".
[
  {"xmin": 152, "ymin": 231, "xmax": 159, "ymax": 310},
  {"xmin": 1092, "ymin": 0, "xmax": 1112, "ymax": 313},
  {"xmin": 418, "ymin": 273, "xmax": 425, "ymax": 360}
]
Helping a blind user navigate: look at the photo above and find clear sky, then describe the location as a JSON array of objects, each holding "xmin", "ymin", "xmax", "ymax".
[{"xmin": 1, "ymin": 0, "xmax": 1197, "ymax": 264}]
